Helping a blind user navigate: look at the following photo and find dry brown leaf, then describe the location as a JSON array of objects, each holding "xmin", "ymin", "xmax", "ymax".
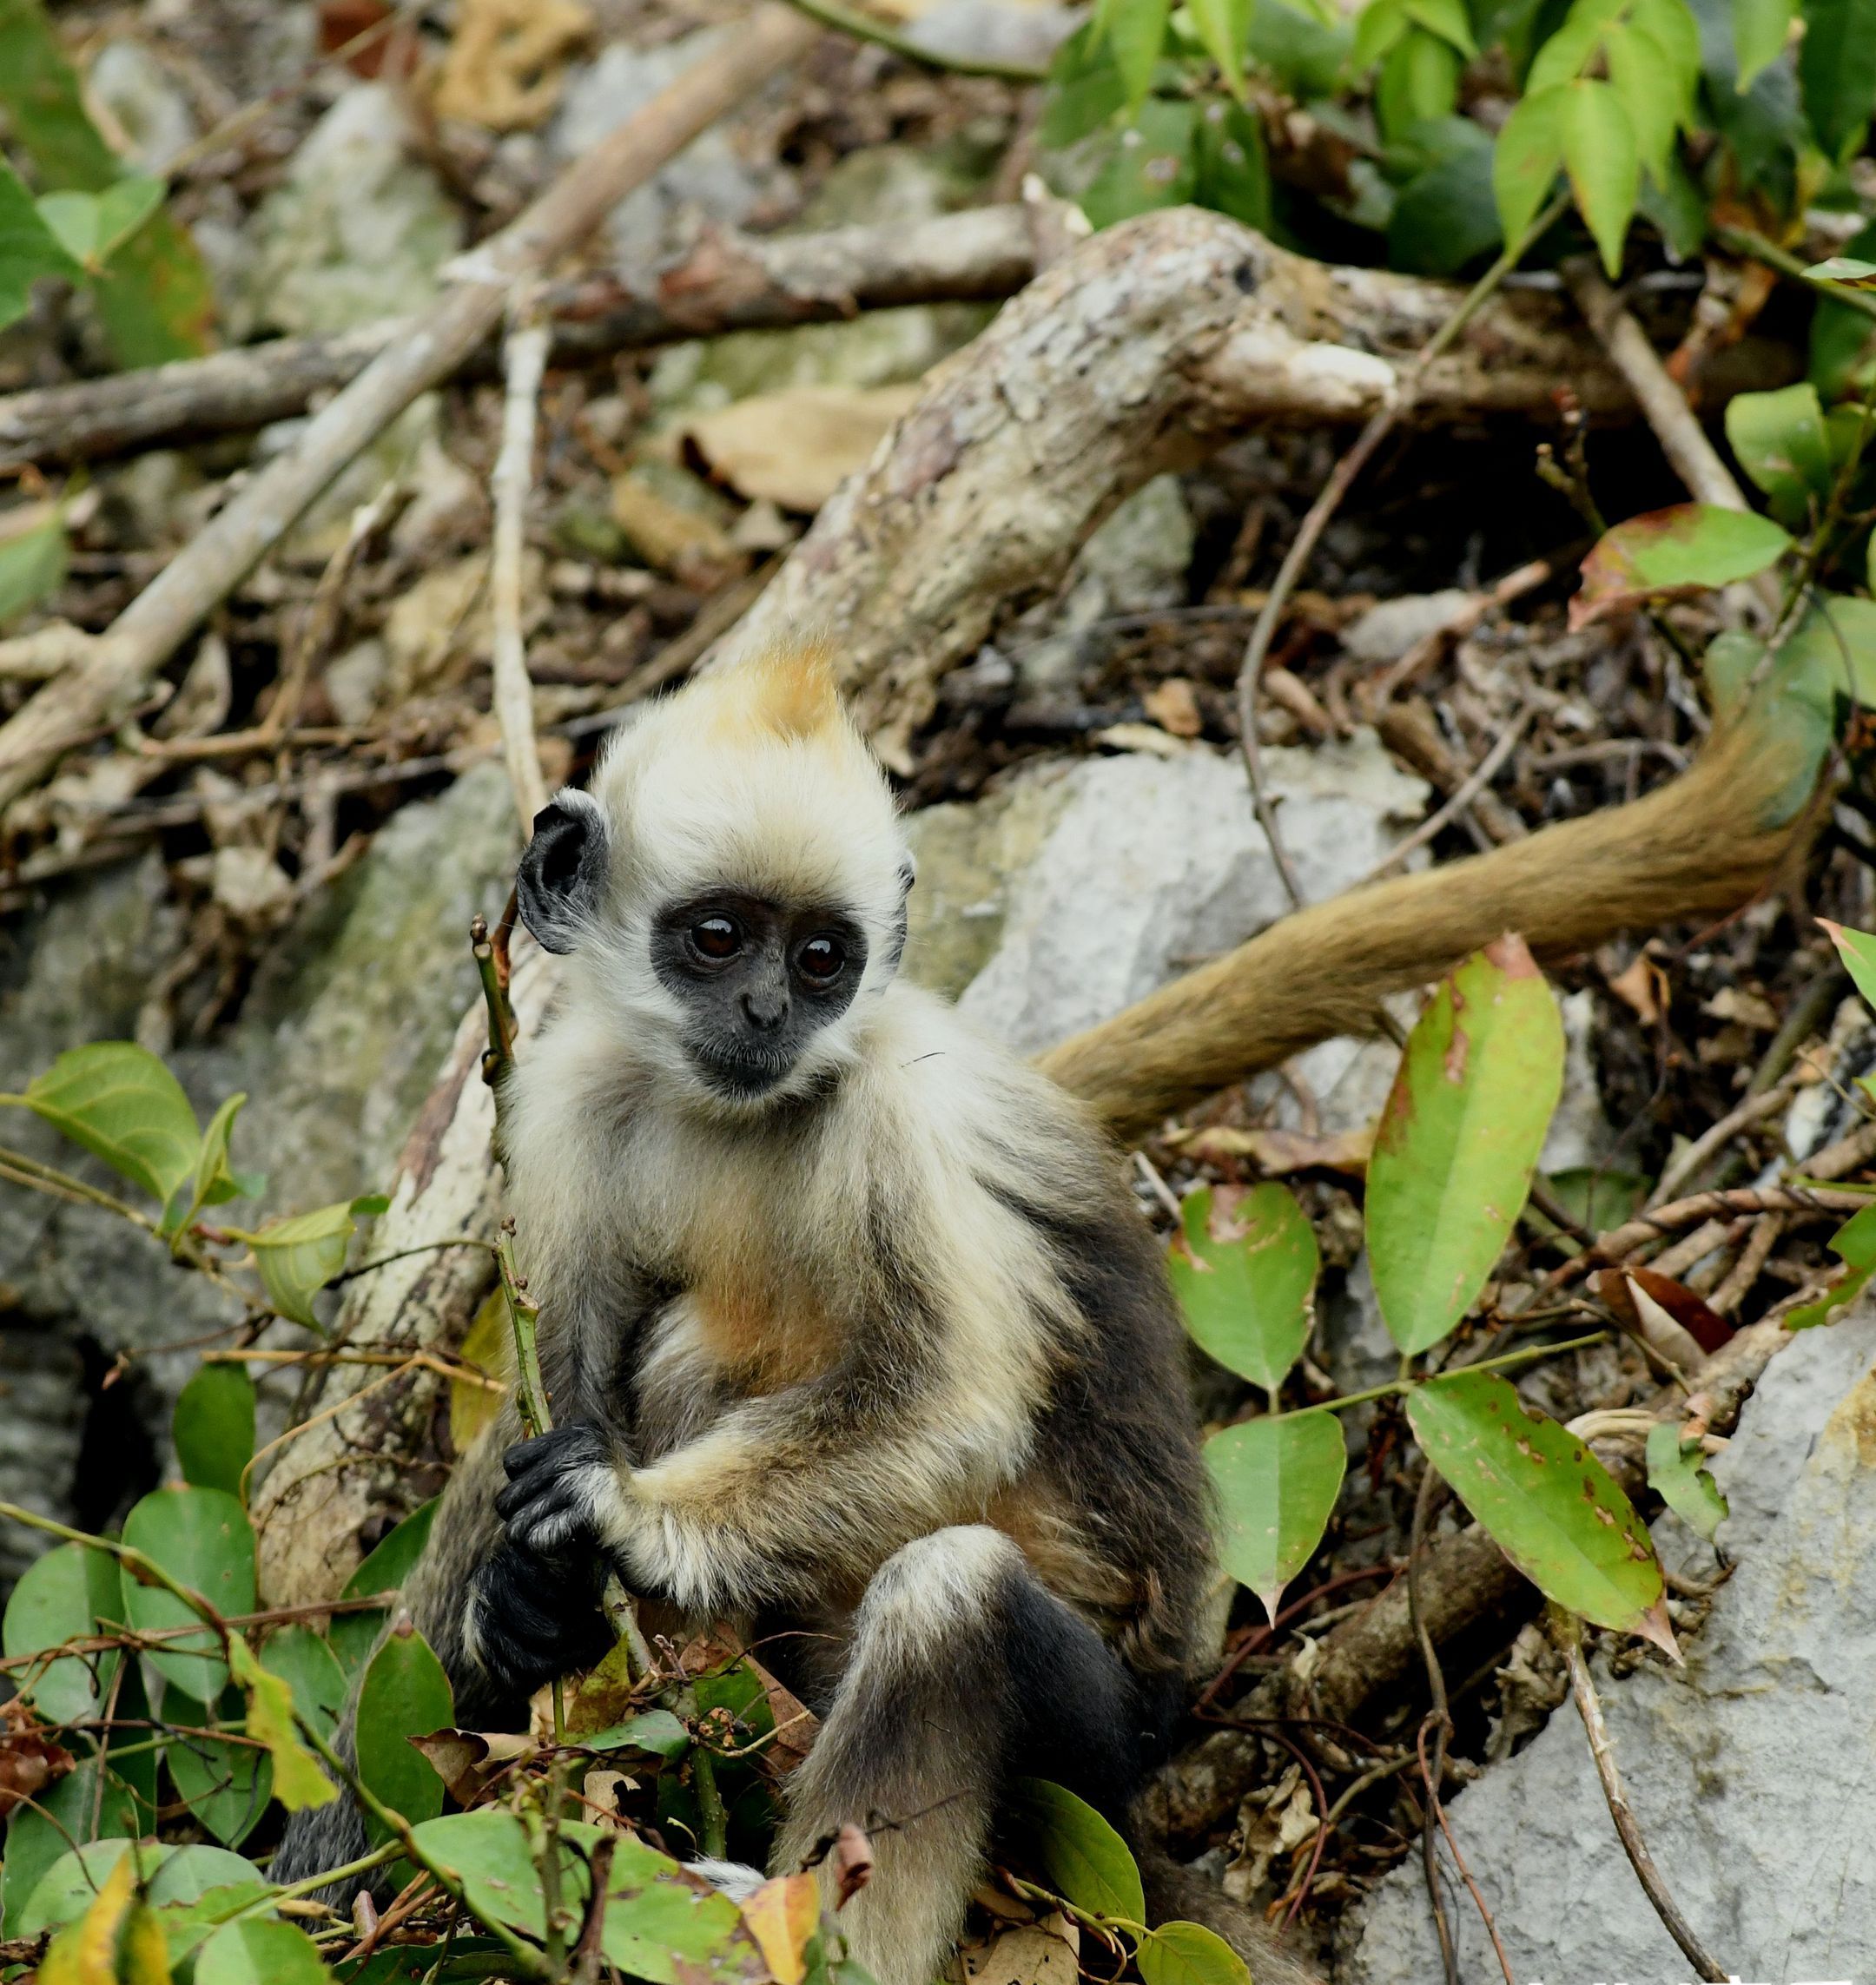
[
  {"xmin": 611, "ymin": 474, "xmax": 739, "ymax": 584},
  {"xmin": 1186, "ymin": 1124, "xmax": 1373, "ymax": 1176},
  {"xmin": 433, "ymin": 0, "xmax": 592, "ymax": 130},
  {"xmin": 0, "ymin": 1702, "xmax": 71, "ymax": 1817},
  {"xmin": 741, "ymin": 1874, "xmax": 821, "ymax": 1985},
  {"xmin": 1141, "ymin": 678, "xmax": 1203, "ymax": 738},
  {"xmin": 962, "ymin": 1914, "xmax": 1080, "ymax": 1985},
  {"xmin": 1606, "ymin": 952, "xmax": 1668, "ymax": 1026},
  {"xmin": 677, "ymin": 386, "xmax": 921, "ymax": 513},
  {"xmin": 583, "ymin": 1765, "xmax": 637, "ymax": 1833},
  {"xmin": 407, "ymin": 1726, "xmax": 540, "ymax": 1804},
  {"xmin": 830, "ymin": 1823, "xmax": 872, "ymax": 1909}
]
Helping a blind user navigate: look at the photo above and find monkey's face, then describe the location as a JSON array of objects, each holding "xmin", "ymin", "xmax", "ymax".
[{"xmin": 648, "ymin": 889, "xmax": 868, "ymax": 1099}]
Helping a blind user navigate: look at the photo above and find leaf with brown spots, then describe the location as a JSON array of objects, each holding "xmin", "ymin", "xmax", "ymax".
[
  {"xmin": 1570, "ymin": 504, "xmax": 1791, "ymax": 630},
  {"xmin": 1408, "ymin": 1370, "xmax": 1670, "ymax": 1646}
]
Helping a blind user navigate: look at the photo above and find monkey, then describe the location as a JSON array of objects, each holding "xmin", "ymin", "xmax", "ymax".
[{"xmin": 274, "ymin": 639, "xmax": 1322, "ymax": 1985}]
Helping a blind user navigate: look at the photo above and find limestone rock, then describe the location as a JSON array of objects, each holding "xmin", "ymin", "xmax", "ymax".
[{"xmin": 1340, "ymin": 1300, "xmax": 1876, "ymax": 1985}]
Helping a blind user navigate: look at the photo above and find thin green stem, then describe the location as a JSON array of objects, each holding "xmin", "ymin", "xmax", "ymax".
[
  {"xmin": 692, "ymin": 1748, "xmax": 729, "ymax": 1863},
  {"xmin": 0, "ymin": 1141, "xmax": 156, "ymax": 1230},
  {"xmin": 0, "ymin": 1501, "xmax": 229, "ymax": 1655},
  {"xmin": 1263, "ymin": 1331, "xmax": 1610, "ymax": 1421},
  {"xmin": 774, "ymin": 0, "xmax": 1049, "ymax": 79},
  {"xmin": 1717, "ymin": 224, "xmax": 1876, "ymax": 326},
  {"xmin": 254, "ymin": 1843, "xmax": 404, "ymax": 1911}
]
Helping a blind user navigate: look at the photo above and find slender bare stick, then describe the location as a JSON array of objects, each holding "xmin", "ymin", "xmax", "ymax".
[
  {"xmin": 1644, "ymin": 1081, "xmax": 1796, "ymax": 1210},
  {"xmin": 1556, "ymin": 1616, "xmax": 1728, "ymax": 1983},
  {"xmin": 490, "ymin": 305, "xmax": 552, "ymax": 834},
  {"xmin": 1357, "ymin": 704, "xmax": 1535, "ymax": 883},
  {"xmin": 0, "ymin": 4, "xmax": 818, "ymax": 811}
]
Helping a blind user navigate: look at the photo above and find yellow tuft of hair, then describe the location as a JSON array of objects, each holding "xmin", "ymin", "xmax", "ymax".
[{"xmin": 704, "ymin": 637, "xmax": 844, "ymax": 744}]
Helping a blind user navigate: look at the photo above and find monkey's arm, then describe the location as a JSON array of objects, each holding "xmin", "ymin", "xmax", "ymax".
[{"xmin": 499, "ymin": 1374, "xmax": 1019, "ymax": 1617}]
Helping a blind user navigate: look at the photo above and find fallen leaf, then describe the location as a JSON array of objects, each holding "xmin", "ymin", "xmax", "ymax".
[
  {"xmin": 0, "ymin": 1701, "xmax": 72, "ymax": 1817},
  {"xmin": 433, "ymin": 0, "xmax": 592, "ymax": 129},
  {"xmin": 740, "ymin": 1875, "xmax": 820, "ymax": 1985},
  {"xmin": 830, "ymin": 1824, "xmax": 871, "ymax": 1909},
  {"xmin": 610, "ymin": 474, "xmax": 739, "ymax": 584},
  {"xmin": 962, "ymin": 1915, "xmax": 1080, "ymax": 1985},
  {"xmin": 1605, "ymin": 952, "xmax": 1667, "ymax": 1026},
  {"xmin": 407, "ymin": 1726, "xmax": 539, "ymax": 1804},
  {"xmin": 1626, "ymin": 1266, "xmax": 1732, "ymax": 1354},
  {"xmin": 1142, "ymin": 678, "xmax": 1203, "ymax": 737},
  {"xmin": 677, "ymin": 386, "xmax": 921, "ymax": 513},
  {"xmin": 1185, "ymin": 1124, "xmax": 1374, "ymax": 1176}
]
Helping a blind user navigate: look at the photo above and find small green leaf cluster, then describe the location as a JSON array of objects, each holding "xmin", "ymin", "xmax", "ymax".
[
  {"xmin": 1009, "ymin": 1781, "xmax": 1252, "ymax": 1985},
  {"xmin": 1173, "ymin": 937, "xmax": 1675, "ymax": 1652},
  {"xmin": 1040, "ymin": 0, "xmax": 1876, "ymax": 289},
  {"xmin": 2, "ymin": 1039, "xmax": 391, "ymax": 1329}
]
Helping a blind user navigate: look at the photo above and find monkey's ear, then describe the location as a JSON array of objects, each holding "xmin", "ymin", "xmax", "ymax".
[
  {"xmin": 898, "ymin": 854, "xmax": 916, "ymax": 897},
  {"xmin": 517, "ymin": 790, "xmax": 608, "ymax": 954}
]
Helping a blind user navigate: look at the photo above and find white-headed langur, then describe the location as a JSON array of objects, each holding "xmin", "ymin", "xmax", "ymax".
[{"xmin": 276, "ymin": 641, "xmax": 1313, "ymax": 1985}]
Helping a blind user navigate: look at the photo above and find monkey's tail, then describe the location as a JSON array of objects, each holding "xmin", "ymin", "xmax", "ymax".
[{"xmin": 1040, "ymin": 715, "xmax": 1820, "ymax": 1139}]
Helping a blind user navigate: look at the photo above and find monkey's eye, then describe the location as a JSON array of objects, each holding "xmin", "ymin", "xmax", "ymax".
[
  {"xmin": 690, "ymin": 915, "xmax": 743, "ymax": 961},
  {"xmin": 796, "ymin": 934, "xmax": 846, "ymax": 983}
]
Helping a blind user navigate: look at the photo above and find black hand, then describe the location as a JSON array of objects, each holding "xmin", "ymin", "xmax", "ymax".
[
  {"xmin": 470, "ymin": 1540, "xmax": 613, "ymax": 1700},
  {"xmin": 495, "ymin": 1422, "xmax": 611, "ymax": 1553}
]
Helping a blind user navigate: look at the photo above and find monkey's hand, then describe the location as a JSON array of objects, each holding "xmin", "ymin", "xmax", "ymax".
[
  {"xmin": 495, "ymin": 1423, "xmax": 619, "ymax": 1555},
  {"xmin": 466, "ymin": 1540, "xmax": 614, "ymax": 1700}
]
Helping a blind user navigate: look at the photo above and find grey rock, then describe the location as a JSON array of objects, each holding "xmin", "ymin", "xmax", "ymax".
[
  {"xmin": 1341, "ymin": 589, "xmax": 1472, "ymax": 667},
  {"xmin": 1542, "ymin": 986, "xmax": 1617, "ymax": 1174},
  {"xmin": 0, "ymin": 767, "xmax": 521, "ymax": 1566},
  {"xmin": 1055, "ymin": 475, "xmax": 1196, "ymax": 630},
  {"xmin": 232, "ymin": 82, "xmax": 461, "ymax": 340},
  {"xmin": 1339, "ymin": 1300, "xmax": 1876, "ymax": 1985},
  {"xmin": 902, "ymin": 0, "xmax": 1080, "ymax": 69},
  {"xmin": 903, "ymin": 736, "xmax": 1429, "ymax": 1056},
  {"xmin": 87, "ymin": 41, "xmax": 198, "ymax": 174}
]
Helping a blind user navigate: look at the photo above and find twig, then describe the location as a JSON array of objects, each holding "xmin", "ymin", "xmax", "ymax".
[
  {"xmin": 1232, "ymin": 191, "xmax": 1572, "ymax": 898},
  {"xmin": 1561, "ymin": 260, "xmax": 1750, "ymax": 513},
  {"xmin": 1716, "ymin": 224, "xmax": 1876, "ymax": 326},
  {"xmin": 1560, "ymin": 1184, "xmax": 1871, "ymax": 1277},
  {"xmin": 1418, "ymin": 1718, "xmax": 1517, "ymax": 1985},
  {"xmin": 1358, "ymin": 705, "xmax": 1535, "ymax": 883},
  {"xmin": 1710, "ymin": 1213, "xmax": 1781, "ymax": 1316},
  {"xmin": 263, "ymin": 484, "xmax": 398, "ymax": 746},
  {"xmin": 0, "ymin": 5, "xmax": 819, "ymax": 811},
  {"xmin": 1408, "ymin": 1467, "xmax": 1460, "ymax": 1985},
  {"xmin": 1644, "ymin": 1082, "xmax": 1795, "ymax": 1210},
  {"xmin": 490, "ymin": 304, "xmax": 552, "ymax": 834},
  {"xmin": 1555, "ymin": 1615, "xmax": 1727, "ymax": 1982}
]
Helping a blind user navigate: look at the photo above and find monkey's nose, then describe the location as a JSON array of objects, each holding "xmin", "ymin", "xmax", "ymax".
[{"xmin": 740, "ymin": 989, "xmax": 786, "ymax": 1031}]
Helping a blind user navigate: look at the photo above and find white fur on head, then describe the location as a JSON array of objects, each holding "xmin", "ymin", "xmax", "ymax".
[{"xmin": 568, "ymin": 638, "xmax": 910, "ymax": 1109}]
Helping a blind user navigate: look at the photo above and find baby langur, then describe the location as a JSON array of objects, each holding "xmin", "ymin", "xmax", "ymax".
[{"xmin": 276, "ymin": 641, "xmax": 1276, "ymax": 1985}]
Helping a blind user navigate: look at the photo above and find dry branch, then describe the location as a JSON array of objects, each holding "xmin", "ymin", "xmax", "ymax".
[
  {"xmin": 717, "ymin": 207, "xmax": 1630, "ymax": 766},
  {"xmin": 0, "ymin": 4, "xmax": 818, "ymax": 813},
  {"xmin": 0, "ymin": 207, "xmax": 1040, "ymax": 469}
]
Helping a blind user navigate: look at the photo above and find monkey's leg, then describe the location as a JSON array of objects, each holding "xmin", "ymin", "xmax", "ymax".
[{"xmin": 769, "ymin": 1526, "xmax": 1142, "ymax": 1985}]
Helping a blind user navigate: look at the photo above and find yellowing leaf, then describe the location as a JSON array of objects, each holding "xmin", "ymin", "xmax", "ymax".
[
  {"xmin": 228, "ymin": 1638, "xmax": 334, "ymax": 1813},
  {"xmin": 39, "ymin": 1853, "xmax": 170, "ymax": 1985},
  {"xmin": 739, "ymin": 1874, "xmax": 819, "ymax": 1985},
  {"xmin": 1570, "ymin": 504, "xmax": 1791, "ymax": 628}
]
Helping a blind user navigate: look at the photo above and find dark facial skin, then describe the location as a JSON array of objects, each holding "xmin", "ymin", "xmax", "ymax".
[{"xmin": 650, "ymin": 890, "xmax": 867, "ymax": 1097}]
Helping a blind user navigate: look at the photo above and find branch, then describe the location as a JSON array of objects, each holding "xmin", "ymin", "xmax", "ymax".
[
  {"xmin": 490, "ymin": 307, "xmax": 552, "ymax": 834},
  {"xmin": 0, "ymin": 4, "xmax": 819, "ymax": 810}
]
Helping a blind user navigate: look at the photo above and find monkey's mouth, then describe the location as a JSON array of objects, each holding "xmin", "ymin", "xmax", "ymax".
[{"xmin": 687, "ymin": 1039, "xmax": 796, "ymax": 1098}]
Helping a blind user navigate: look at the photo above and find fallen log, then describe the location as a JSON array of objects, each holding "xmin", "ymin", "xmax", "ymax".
[{"xmin": 0, "ymin": 206, "xmax": 1041, "ymax": 469}]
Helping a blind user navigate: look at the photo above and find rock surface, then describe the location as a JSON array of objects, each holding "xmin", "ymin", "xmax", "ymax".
[
  {"xmin": 903, "ymin": 736, "xmax": 1430, "ymax": 1053},
  {"xmin": 0, "ymin": 766, "xmax": 520, "ymax": 1570},
  {"xmin": 1339, "ymin": 1299, "xmax": 1876, "ymax": 1985}
]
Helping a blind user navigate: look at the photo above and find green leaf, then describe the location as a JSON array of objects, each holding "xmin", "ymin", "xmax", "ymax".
[
  {"xmin": 1192, "ymin": 97, "xmax": 1272, "ymax": 230},
  {"xmin": 1187, "ymin": 0, "xmax": 1252, "ymax": 94},
  {"xmin": 120, "ymin": 1486, "xmax": 257, "ymax": 1699},
  {"xmin": 1408, "ymin": 1371, "xmax": 1669, "ymax": 1640},
  {"xmin": 154, "ymin": 1886, "xmax": 281, "ymax": 1969},
  {"xmin": 17, "ymin": 1041, "xmax": 201, "ymax": 1210},
  {"xmin": 1040, "ymin": 22, "xmax": 1128, "ymax": 146},
  {"xmin": 0, "ymin": 509, "xmax": 68, "ymax": 626},
  {"xmin": 1403, "ymin": 0, "xmax": 1477, "ymax": 53},
  {"xmin": 1205, "ymin": 1410, "xmax": 1346, "ymax": 1623},
  {"xmin": 1798, "ymin": 0, "xmax": 1876, "ymax": 153},
  {"xmin": 1606, "ymin": 22, "xmax": 1681, "ymax": 179},
  {"xmin": 1525, "ymin": 0, "xmax": 1622, "ymax": 91},
  {"xmin": 228, "ymin": 1636, "xmax": 335, "ymax": 1812},
  {"xmin": 1725, "ymin": 381, "xmax": 1833, "ymax": 521},
  {"xmin": 172, "ymin": 1364, "xmax": 255, "ymax": 1500},
  {"xmin": 1249, "ymin": 0, "xmax": 1351, "ymax": 94},
  {"xmin": 1783, "ymin": 1199, "xmax": 1876, "ymax": 1328},
  {"xmin": 581, "ymin": 1710, "xmax": 692, "ymax": 1759},
  {"xmin": 1388, "ymin": 122, "xmax": 1502, "ymax": 274},
  {"xmin": 1820, "ymin": 918, "xmax": 1876, "ymax": 1011},
  {"xmin": 1351, "ymin": 0, "xmax": 1410, "ymax": 69},
  {"xmin": 195, "ymin": 1918, "xmax": 329, "ymax": 1985},
  {"xmin": 20, "ymin": 1842, "xmax": 261, "ymax": 1938},
  {"xmin": 1733, "ymin": 0, "xmax": 1794, "ymax": 84},
  {"xmin": 175, "ymin": 1091, "xmax": 251, "ymax": 1237},
  {"xmin": 1366, "ymin": 936, "xmax": 1565, "ymax": 1355},
  {"xmin": 1528, "ymin": 1166, "xmax": 1648, "ymax": 1250},
  {"xmin": 592, "ymin": 1828, "xmax": 765, "ymax": 1984},
  {"xmin": 1082, "ymin": 98, "xmax": 1199, "ymax": 228},
  {"xmin": 1375, "ymin": 25, "xmax": 1463, "ymax": 136},
  {"xmin": 334, "ymin": 1498, "xmax": 439, "ymax": 1675},
  {"xmin": 1104, "ymin": 0, "xmax": 1174, "ymax": 102},
  {"xmin": 1493, "ymin": 85, "xmax": 1569, "ymax": 244},
  {"xmin": 260, "ymin": 1626, "xmax": 348, "ymax": 1743},
  {"xmin": 36, "ymin": 176, "xmax": 166, "ymax": 273},
  {"xmin": 1807, "ymin": 254, "xmax": 1876, "ymax": 286},
  {"xmin": 1562, "ymin": 77, "xmax": 1638, "ymax": 277},
  {"xmin": 1645, "ymin": 1422, "xmax": 1729, "ymax": 1540},
  {"xmin": 234, "ymin": 1199, "xmax": 367, "ymax": 1329},
  {"xmin": 1009, "ymin": 1779, "xmax": 1146, "ymax": 1924},
  {"xmin": 1632, "ymin": 0, "xmax": 1705, "ymax": 108},
  {"xmin": 1168, "ymin": 1184, "xmax": 1318, "ymax": 1395},
  {"xmin": 1571, "ymin": 504, "xmax": 1792, "ymax": 625},
  {"xmin": 3, "ymin": 1540, "xmax": 123, "ymax": 1725},
  {"xmin": 2, "ymin": 1759, "xmax": 142, "ymax": 1936},
  {"xmin": 164, "ymin": 1687, "xmax": 273, "ymax": 1848},
  {"xmin": 356, "ymin": 1622, "xmax": 454, "ymax": 1842},
  {"xmin": 1136, "ymin": 1922, "xmax": 1252, "ymax": 1985}
]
